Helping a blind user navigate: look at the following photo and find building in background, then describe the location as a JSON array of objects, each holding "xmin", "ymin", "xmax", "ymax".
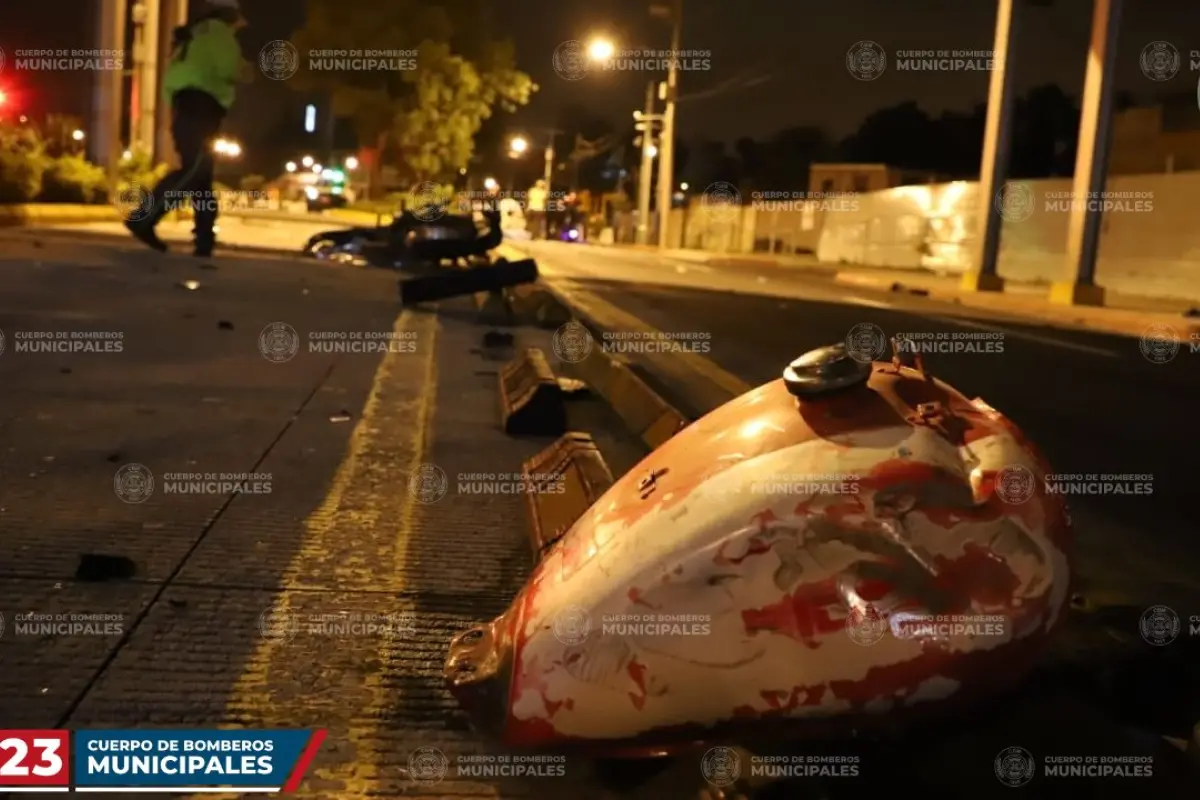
[{"xmin": 1109, "ymin": 95, "xmax": 1200, "ymax": 175}]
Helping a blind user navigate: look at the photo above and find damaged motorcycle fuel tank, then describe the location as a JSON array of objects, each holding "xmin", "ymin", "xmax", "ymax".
[{"xmin": 446, "ymin": 342, "xmax": 1073, "ymax": 756}]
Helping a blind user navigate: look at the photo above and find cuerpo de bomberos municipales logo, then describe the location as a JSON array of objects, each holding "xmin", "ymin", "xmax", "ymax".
[
  {"xmin": 846, "ymin": 603, "xmax": 888, "ymax": 646},
  {"xmin": 258, "ymin": 608, "xmax": 300, "ymax": 641},
  {"xmin": 408, "ymin": 463, "xmax": 448, "ymax": 504},
  {"xmin": 994, "ymin": 746, "xmax": 1035, "ymax": 787},
  {"xmin": 260, "ymin": 40, "xmax": 299, "ymax": 80},
  {"xmin": 407, "ymin": 747, "xmax": 448, "ymax": 786},
  {"xmin": 1139, "ymin": 605, "xmax": 1180, "ymax": 646},
  {"xmin": 846, "ymin": 40, "xmax": 886, "ymax": 81},
  {"xmin": 995, "ymin": 464, "xmax": 1036, "ymax": 504},
  {"xmin": 995, "ymin": 181, "xmax": 1035, "ymax": 222},
  {"xmin": 701, "ymin": 746, "xmax": 741, "ymax": 788},
  {"xmin": 552, "ymin": 321, "xmax": 593, "ymax": 363},
  {"xmin": 1139, "ymin": 323, "xmax": 1179, "ymax": 364},
  {"xmin": 552, "ymin": 40, "xmax": 589, "ymax": 81},
  {"xmin": 114, "ymin": 463, "xmax": 155, "ymax": 504},
  {"xmin": 259, "ymin": 322, "xmax": 300, "ymax": 363},
  {"xmin": 551, "ymin": 605, "xmax": 591, "ymax": 646},
  {"xmin": 116, "ymin": 182, "xmax": 154, "ymax": 222},
  {"xmin": 409, "ymin": 181, "xmax": 447, "ymax": 221},
  {"xmin": 1140, "ymin": 41, "xmax": 1180, "ymax": 81},
  {"xmin": 844, "ymin": 322, "xmax": 887, "ymax": 363}
]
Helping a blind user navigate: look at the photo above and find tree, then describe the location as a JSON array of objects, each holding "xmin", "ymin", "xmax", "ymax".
[{"xmin": 289, "ymin": 0, "xmax": 534, "ymax": 187}]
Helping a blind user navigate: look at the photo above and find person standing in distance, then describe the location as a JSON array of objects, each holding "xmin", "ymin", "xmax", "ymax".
[{"xmin": 126, "ymin": 0, "xmax": 249, "ymax": 256}]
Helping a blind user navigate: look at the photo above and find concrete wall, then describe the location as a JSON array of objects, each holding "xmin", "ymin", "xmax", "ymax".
[{"xmin": 816, "ymin": 172, "xmax": 1200, "ymax": 301}]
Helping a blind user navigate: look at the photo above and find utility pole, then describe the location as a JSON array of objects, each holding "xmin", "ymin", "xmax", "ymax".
[
  {"xmin": 130, "ymin": 0, "xmax": 160, "ymax": 154},
  {"xmin": 92, "ymin": 0, "xmax": 128, "ymax": 199},
  {"xmin": 1053, "ymin": 0, "xmax": 1121, "ymax": 306},
  {"xmin": 156, "ymin": 0, "xmax": 188, "ymax": 166},
  {"xmin": 654, "ymin": 0, "xmax": 682, "ymax": 249},
  {"xmin": 634, "ymin": 81, "xmax": 660, "ymax": 244},
  {"xmin": 961, "ymin": 0, "xmax": 1021, "ymax": 293},
  {"xmin": 543, "ymin": 133, "xmax": 555, "ymax": 191}
]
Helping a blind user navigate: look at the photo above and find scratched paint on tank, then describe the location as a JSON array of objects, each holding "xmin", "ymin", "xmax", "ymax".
[{"xmin": 505, "ymin": 412, "xmax": 1070, "ymax": 744}]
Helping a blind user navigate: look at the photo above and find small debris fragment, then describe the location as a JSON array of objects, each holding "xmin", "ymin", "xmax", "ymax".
[
  {"xmin": 168, "ymin": 598, "xmax": 187, "ymax": 609},
  {"xmin": 106, "ymin": 453, "xmax": 121, "ymax": 462},
  {"xmin": 74, "ymin": 553, "xmax": 137, "ymax": 582},
  {"xmin": 330, "ymin": 411, "xmax": 352, "ymax": 423},
  {"xmin": 907, "ymin": 287, "xmax": 930, "ymax": 297},
  {"xmin": 59, "ymin": 367, "xmax": 72, "ymax": 374},
  {"xmin": 217, "ymin": 320, "xmax": 234, "ymax": 330},
  {"xmin": 199, "ymin": 262, "xmax": 218, "ymax": 270},
  {"xmin": 301, "ymin": 288, "xmax": 310, "ymax": 295},
  {"xmin": 890, "ymin": 282, "xmax": 905, "ymax": 292},
  {"xmin": 1183, "ymin": 307, "xmax": 1199, "ymax": 318},
  {"xmin": 483, "ymin": 331, "xmax": 515, "ymax": 348},
  {"xmin": 42, "ymin": 456, "xmax": 54, "ymax": 462},
  {"xmin": 179, "ymin": 280, "xmax": 200, "ymax": 291}
]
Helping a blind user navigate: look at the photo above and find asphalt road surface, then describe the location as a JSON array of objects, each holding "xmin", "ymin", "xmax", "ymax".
[
  {"xmin": 512, "ymin": 239, "xmax": 1200, "ymax": 647},
  {"xmin": 1, "ymin": 229, "xmax": 1196, "ymax": 798},
  {"xmin": 513, "ymin": 241, "xmax": 1200, "ymax": 753}
]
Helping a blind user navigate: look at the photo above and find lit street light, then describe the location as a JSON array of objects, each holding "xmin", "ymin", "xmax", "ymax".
[
  {"xmin": 213, "ymin": 138, "xmax": 242, "ymax": 158},
  {"xmin": 286, "ymin": 161, "xmax": 297, "ymax": 172},
  {"xmin": 588, "ymin": 38, "xmax": 615, "ymax": 61},
  {"xmin": 509, "ymin": 136, "xmax": 529, "ymax": 155},
  {"xmin": 680, "ymin": 182, "xmax": 688, "ymax": 191},
  {"xmin": 312, "ymin": 163, "xmax": 322, "ymax": 173},
  {"xmin": 71, "ymin": 129, "xmax": 85, "ymax": 142},
  {"xmin": 301, "ymin": 155, "xmax": 314, "ymax": 168},
  {"xmin": 647, "ymin": 144, "xmax": 658, "ymax": 158},
  {"xmin": 483, "ymin": 177, "xmax": 499, "ymax": 192},
  {"xmin": 345, "ymin": 156, "xmax": 359, "ymax": 170}
]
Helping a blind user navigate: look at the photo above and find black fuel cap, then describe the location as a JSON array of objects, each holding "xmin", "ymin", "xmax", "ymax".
[{"xmin": 783, "ymin": 344, "xmax": 872, "ymax": 397}]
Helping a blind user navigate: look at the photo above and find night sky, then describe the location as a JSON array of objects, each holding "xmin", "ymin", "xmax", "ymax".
[{"xmin": 3, "ymin": 0, "xmax": 1200, "ymax": 149}]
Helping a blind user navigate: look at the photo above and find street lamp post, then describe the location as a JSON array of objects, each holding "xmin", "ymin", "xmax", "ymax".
[
  {"xmin": 655, "ymin": 0, "xmax": 683, "ymax": 249},
  {"xmin": 635, "ymin": 81, "xmax": 661, "ymax": 245}
]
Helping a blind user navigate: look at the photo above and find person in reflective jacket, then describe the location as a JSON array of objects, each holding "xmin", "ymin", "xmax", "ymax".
[{"xmin": 125, "ymin": 0, "xmax": 248, "ymax": 256}]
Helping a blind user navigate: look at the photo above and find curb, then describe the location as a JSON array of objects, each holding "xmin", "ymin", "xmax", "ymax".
[
  {"xmin": 0, "ymin": 204, "xmax": 119, "ymax": 227},
  {"xmin": 834, "ymin": 270, "xmax": 1200, "ymax": 339},
  {"xmin": 6, "ymin": 226, "xmax": 305, "ymax": 260},
  {"xmin": 495, "ymin": 241, "xmax": 690, "ymax": 451},
  {"xmin": 530, "ymin": 283, "xmax": 689, "ymax": 451}
]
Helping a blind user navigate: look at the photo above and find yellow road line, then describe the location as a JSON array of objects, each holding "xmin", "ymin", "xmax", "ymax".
[{"xmin": 224, "ymin": 309, "xmax": 439, "ymax": 796}]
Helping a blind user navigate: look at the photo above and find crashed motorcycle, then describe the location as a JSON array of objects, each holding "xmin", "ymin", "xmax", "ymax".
[{"xmin": 303, "ymin": 206, "xmax": 503, "ymax": 269}]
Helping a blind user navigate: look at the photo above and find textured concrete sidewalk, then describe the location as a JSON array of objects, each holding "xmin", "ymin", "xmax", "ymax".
[
  {"xmin": 833, "ymin": 269, "xmax": 1200, "ymax": 338},
  {"xmin": 0, "ymin": 234, "xmax": 653, "ymax": 799}
]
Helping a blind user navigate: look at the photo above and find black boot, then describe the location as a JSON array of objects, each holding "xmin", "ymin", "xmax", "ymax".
[{"xmin": 124, "ymin": 219, "xmax": 169, "ymax": 253}]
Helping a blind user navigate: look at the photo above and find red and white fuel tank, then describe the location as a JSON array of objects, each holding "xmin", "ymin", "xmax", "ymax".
[{"xmin": 446, "ymin": 344, "xmax": 1074, "ymax": 754}]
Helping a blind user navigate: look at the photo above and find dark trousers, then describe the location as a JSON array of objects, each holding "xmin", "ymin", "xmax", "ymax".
[{"xmin": 146, "ymin": 89, "xmax": 226, "ymax": 247}]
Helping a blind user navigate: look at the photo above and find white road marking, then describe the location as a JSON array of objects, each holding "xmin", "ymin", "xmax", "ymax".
[{"xmin": 844, "ymin": 294, "xmax": 893, "ymax": 309}]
